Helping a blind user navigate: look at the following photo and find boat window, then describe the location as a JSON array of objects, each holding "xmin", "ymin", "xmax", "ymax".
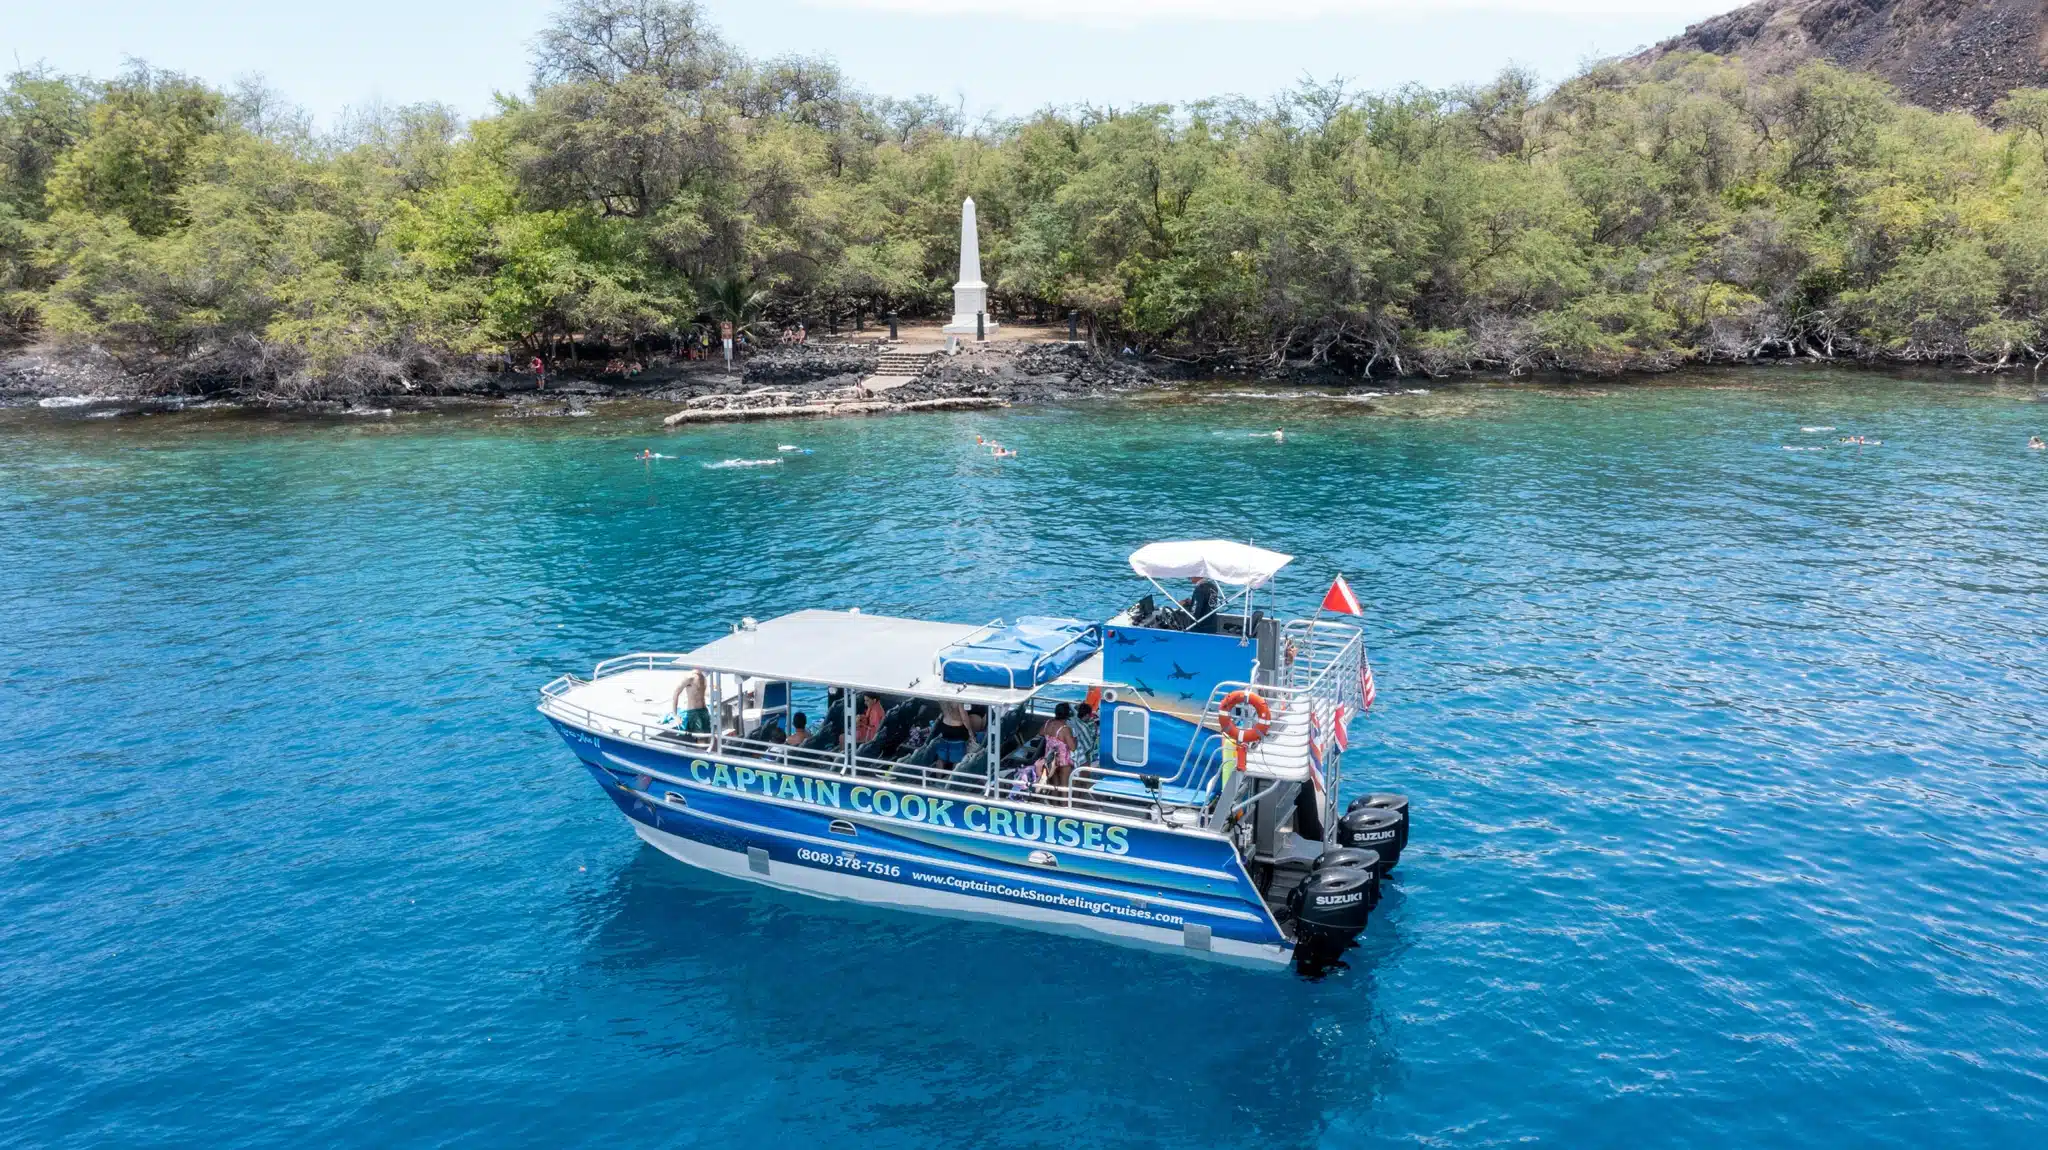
[{"xmin": 1111, "ymin": 706, "xmax": 1149, "ymax": 767}]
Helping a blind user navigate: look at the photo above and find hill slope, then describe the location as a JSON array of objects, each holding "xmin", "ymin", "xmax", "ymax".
[{"xmin": 1647, "ymin": 0, "xmax": 2048, "ymax": 116}]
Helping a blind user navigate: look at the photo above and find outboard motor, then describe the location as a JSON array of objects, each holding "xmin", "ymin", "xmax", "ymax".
[
  {"xmin": 1350, "ymin": 793, "xmax": 1410, "ymax": 856},
  {"xmin": 1338, "ymin": 806, "xmax": 1402, "ymax": 869},
  {"xmin": 1312, "ymin": 847, "xmax": 1382, "ymax": 909},
  {"xmin": 1289, "ymin": 865, "xmax": 1373, "ymax": 972}
]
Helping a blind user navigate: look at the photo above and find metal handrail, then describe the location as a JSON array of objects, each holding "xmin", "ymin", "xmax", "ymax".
[
  {"xmin": 539, "ymin": 683, "xmax": 1192, "ymax": 822},
  {"xmin": 1169, "ymin": 619, "xmax": 1367, "ymax": 787}
]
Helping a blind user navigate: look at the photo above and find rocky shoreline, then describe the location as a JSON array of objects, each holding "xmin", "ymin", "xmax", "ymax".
[
  {"xmin": 3, "ymin": 339, "xmax": 2028, "ymax": 423},
  {"xmin": 0, "ymin": 340, "xmax": 1165, "ymax": 420}
]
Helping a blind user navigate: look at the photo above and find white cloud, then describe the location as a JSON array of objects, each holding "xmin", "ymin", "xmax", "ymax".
[{"xmin": 806, "ymin": 0, "xmax": 1732, "ymax": 20}]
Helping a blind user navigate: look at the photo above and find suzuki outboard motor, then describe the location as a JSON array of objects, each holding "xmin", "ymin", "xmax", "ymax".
[
  {"xmin": 1338, "ymin": 806, "xmax": 1402, "ymax": 868},
  {"xmin": 1350, "ymin": 793, "xmax": 1410, "ymax": 857},
  {"xmin": 1289, "ymin": 863, "xmax": 1373, "ymax": 972},
  {"xmin": 1311, "ymin": 846, "xmax": 1382, "ymax": 909}
]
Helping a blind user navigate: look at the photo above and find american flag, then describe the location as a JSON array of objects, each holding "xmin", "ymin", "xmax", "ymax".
[
  {"xmin": 1305, "ymin": 705, "xmax": 1329, "ymax": 809},
  {"xmin": 1360, "ymin": 658, "xmax": 1378, "ymax": 712}
]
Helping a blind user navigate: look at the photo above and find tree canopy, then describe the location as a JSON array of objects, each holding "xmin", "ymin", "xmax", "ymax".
[{"xmin": 3, "ymin": 0, "xmax": 2046, "ymax": 392}]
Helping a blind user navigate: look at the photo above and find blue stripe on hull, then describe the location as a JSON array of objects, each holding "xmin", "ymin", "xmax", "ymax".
[{"xmin": 555, "ymin": 724, "xmax": 1286, "ymax": 948}]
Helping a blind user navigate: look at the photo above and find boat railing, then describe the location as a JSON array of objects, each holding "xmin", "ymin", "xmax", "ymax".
[
  {"xmin": 590, "ymin": 651, "xmax": 698, "ymax": 680},
  {"xmin": 716, "ymin": 732, "xmax": 852, "ymax": 775},
  {"xmin": 541, "ymin": 678, "xmax": 1194, "ymax": 822},
  {"xmin": 1169, "ymin": 618, "xmax": 1368, "ymax": 792}
]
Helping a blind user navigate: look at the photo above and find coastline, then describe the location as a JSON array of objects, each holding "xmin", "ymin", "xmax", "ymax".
[{"xmin": 3, "ymin": 338, "xmax": 2037, "ymax": 423}]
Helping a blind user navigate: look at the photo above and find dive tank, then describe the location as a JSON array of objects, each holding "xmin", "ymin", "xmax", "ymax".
[
  {"xmin": 1350, "ymin": 793, "xmax": 1410, "ymax": 855},
  {"xmin": 1338, "ymin": 806, "xmax": 1402, "ymax": 868}
]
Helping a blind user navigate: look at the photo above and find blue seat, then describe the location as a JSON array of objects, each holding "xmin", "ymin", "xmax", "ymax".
[{"xmin": 1092, "ymin": 776, "xmax": 1216, "ymax": 807}]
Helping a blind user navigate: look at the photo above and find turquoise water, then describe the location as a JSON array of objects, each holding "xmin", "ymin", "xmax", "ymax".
[{"xmin": 4, "ymin": 371, "xmax": 2046, "ymax": 1147}]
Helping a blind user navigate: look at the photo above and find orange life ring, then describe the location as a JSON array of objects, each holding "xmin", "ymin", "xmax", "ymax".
[{"xmin": 1217, "ymin": 690, "xmax": 1272, "ymax": 744}]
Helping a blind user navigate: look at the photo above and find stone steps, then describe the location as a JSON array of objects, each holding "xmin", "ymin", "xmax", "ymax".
[{"xmin": 873, "ymin": 351, "xmax": 934, "ymax": 376}]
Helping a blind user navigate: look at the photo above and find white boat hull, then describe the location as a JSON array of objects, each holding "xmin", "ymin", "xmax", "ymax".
[{"xmin": 627, "ymin": 819, "xmax": 1292, "ymax": 967}]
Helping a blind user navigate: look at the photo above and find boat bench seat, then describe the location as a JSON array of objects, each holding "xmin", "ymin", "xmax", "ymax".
[{"xmin": 1091, "ymin": 776, "xmax": 1216, "ymax": 808}]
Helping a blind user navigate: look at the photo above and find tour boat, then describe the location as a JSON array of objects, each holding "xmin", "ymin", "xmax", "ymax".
[{"xmin": 537, "ymin": 541, "xmax": 1408, "ymax": 970}]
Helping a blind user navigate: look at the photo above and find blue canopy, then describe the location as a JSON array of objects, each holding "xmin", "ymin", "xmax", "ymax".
[{"xmin": 938, "ymin": 616, "xmax": 1101, "ymax": 690}]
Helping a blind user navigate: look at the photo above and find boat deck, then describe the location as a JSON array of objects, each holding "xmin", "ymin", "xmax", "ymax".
[{"xmin": 552, "ymin": 668, "xmax": 693, "ymax": 738}]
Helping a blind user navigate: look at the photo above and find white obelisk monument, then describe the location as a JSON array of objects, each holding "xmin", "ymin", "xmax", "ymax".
[{"xmin": 942, "ymin": 197, "xmax": 996, "ymax": 337}]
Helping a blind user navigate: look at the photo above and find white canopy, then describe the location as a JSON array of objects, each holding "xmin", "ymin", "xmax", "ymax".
[{"xmin": 1127, "ymin": 540, "xmax": 1294, "ymax": 587}]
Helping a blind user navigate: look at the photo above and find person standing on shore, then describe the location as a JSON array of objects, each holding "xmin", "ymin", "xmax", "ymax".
[{"xmin": 531, "ymin": 355, "xmax": 547, "ymax": 391}]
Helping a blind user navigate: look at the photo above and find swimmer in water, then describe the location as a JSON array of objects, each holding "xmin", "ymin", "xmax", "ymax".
[
  {"xmin": 2031, "ymin": 436, "xmax": 2045, "ymax": 450},
  {"xmin": 993, "ymin": 447, "xmax": 1017, "ymax": 458}
]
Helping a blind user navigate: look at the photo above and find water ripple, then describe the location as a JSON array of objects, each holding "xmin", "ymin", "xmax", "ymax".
[{"xmin": 2, "ymin": 370, "xmax": 2045, "ymax": 1147}]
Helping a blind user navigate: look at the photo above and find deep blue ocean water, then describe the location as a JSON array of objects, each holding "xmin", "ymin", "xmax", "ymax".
[{"xmin": 3, "ymin": 370, "xmax": 2046, "ymax": 1147}]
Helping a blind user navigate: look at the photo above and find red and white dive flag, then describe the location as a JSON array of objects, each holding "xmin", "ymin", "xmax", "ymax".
[{"xmin": 1322, "ymin": 574, "xmax": 1363, "ymax": 616}]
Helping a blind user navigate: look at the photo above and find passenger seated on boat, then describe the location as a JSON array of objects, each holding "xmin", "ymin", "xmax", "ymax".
[
  {"xmin": 785, "ymin": 712, "xmax": 811, "ymax": 746},
  {"xmin": 803, "ymin": 689, "xmax": 848, "ymax": 751},
  {"xmin": 855, "ymin": 692, "xmax": 885, "ymax": 745}
]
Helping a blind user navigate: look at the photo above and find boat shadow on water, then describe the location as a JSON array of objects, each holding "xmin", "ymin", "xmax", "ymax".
[{"xmin": 574, "ymin": 846, "xmax": 1412, "ymax": 1141}]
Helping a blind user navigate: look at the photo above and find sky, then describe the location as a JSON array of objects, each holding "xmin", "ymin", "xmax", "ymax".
[{"xmin": 2, "ymin": 0, "xmax": 1746, "ymax": 127}]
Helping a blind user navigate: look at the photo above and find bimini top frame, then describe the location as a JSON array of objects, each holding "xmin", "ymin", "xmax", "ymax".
[{"xmin": 1127, "ymin": 539, "xmax": 1293, "ymax": 632}]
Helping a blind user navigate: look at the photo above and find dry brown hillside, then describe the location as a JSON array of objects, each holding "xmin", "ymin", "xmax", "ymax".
[{"xmin": 1644, "ymin": 0, "xmax": 2048, "ymax": 116}]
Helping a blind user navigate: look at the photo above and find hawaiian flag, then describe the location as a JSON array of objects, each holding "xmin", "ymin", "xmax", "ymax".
[
  {"xmin": 1322, "ymin": 574, "xmax": 1364, "ymax": 616},
  {"xmin": 1331, "ymin": 703, "xmax": 1349, "ymax": 752}
]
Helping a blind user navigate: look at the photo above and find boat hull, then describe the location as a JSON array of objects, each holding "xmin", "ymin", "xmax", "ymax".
[{"xmin": 553, "ymin": 722, "xmax": 1292, "ymax": 966}]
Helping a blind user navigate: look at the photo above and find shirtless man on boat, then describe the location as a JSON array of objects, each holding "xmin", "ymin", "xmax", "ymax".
[{"xmin": 669, "ymin": 668, "xmax": 711, "ymax": 735}]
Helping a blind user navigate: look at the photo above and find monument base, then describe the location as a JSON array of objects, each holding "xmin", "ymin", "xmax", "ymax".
[{"xmin": 941, "ymin": 317, "xmax": 999, "ymax": 337}]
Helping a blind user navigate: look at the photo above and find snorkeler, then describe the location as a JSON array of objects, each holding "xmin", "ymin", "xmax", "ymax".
[{"xmin": 2031, "ymin": 436, "xmax": 2045, "ymax": 451}]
